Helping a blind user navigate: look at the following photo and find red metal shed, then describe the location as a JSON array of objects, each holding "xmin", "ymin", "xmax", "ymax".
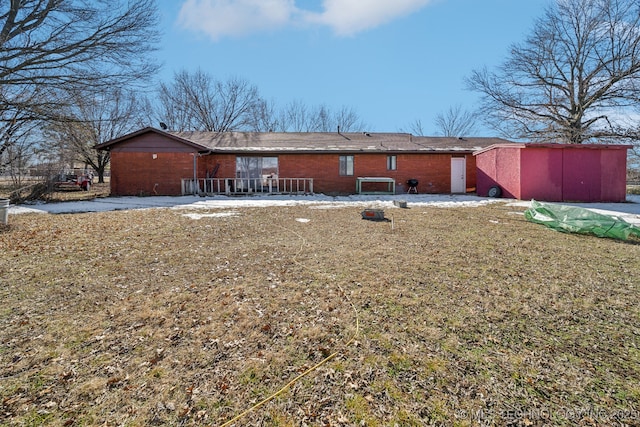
[{"xmin": 474, "ymin": 143, "xmax": 632, "ymax": 202}]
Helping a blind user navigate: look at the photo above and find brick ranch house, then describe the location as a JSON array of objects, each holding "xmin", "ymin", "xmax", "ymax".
[{"xmin": 94, "ymin": 127, "xmax": 512, "ymax": 196}]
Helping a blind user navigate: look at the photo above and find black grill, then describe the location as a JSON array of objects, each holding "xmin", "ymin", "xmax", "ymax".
[{"xmin": 406, "ymin": 179, "xmax": 418, "ymax": 194}]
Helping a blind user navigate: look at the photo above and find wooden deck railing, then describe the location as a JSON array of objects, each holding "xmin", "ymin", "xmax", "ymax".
[{"xmin": 181, "ymin": 177, "xmax": 313, "ymax": 195}]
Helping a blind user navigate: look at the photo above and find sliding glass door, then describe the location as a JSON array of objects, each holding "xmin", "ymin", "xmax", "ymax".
[{"xmin": 236, "ymin": 157, "xmax": 278, "ymax": 191}]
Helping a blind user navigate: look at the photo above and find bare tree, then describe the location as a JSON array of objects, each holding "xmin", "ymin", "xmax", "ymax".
[
  {"xmin": 467, "ymin": 0, "xmax": 640, "ymax": 144},
  {"xmin": 0, "ymin": 0, "xmax": 159, "ymax": 176},
  {"xmin": 47, "ymin": 88, "xmax": 152, "ymax": 183},
  {"xmin": 156, "ymin": 76, "xmax": 369, "ymax": 134},
  {"xmin": 0, "ymin": 112, "xmax": 23, "ymax": 172},
  {"xmin": 281, "ymin": 101, "xmax": 366, "ymax": 132},
  {"xmin": 156, "ymin": 70, "xmax": 262, "ymax": 132},
  {"xmin": 308, "ymin": 104, "xmax": 333, "ymax": 132},
  {"xmin": 0, "ymin": 0, "xmax": 160, "ymax": 118},
  {"xmin": 283, "ymin": 99, "xmax": 311, "ymax": 132},
  {"xmin": 0, "ymin": 113, "xmax": 38, "ymax": 185},
  {"xmin": 247, "ymin": 98, "xmax": 286, "ymax": 132},
  {"xmin": 3, "ymin": 131, "xmax": 37, "ymax": 187},
  {"xmin": 401, "ymin": 119, "xmax": 427, "ymax": 136},
  {"xmin": 331, "ymin": 105, "xmax": 367, "ymax": 132},
  {"xmin": 434, "ymin": 105, "xmax": 478, "ymax": 137},
  {"xmin": 0, "ymin": 86, "xmax": 46, "ymax": 182}
]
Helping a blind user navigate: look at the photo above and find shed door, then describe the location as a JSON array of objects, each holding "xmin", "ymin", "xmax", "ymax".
[{"xmin": 451, "ymin": 157, "xmax": 466, "ymax": 193}]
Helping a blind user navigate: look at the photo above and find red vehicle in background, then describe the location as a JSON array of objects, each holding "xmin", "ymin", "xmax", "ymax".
[{"xmin": 54, "ymin": 171, "xmax": 94, "ymax": 191}]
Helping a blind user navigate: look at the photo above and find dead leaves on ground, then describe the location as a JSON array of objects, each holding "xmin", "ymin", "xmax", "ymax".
[{"xmin": 1, "ymin": 205, "xmax": 639, "ymax": 426}]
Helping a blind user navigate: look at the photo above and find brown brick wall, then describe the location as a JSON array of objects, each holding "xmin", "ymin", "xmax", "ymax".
[
  {"xmin": 196, "ymin": 152, "xmax": 476, "ymax": 195},
  {"xmin": 110, "ymin": 151, "xmax": 194, "ymax": 196},
  {"xmin": 199, "ymin": 154, "xmax": 236, "ymax": 178}
]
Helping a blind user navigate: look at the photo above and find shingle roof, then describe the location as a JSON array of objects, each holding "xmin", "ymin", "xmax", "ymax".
[
  {"xmin": 94, "ymin": 127, "xmax": 514, "ymax": 153},
  {"xmin": 169, "ymin": 131, "xmax": 512, "ymax": 153}
]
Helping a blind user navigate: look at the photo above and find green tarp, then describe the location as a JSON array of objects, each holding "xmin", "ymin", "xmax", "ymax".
[{"xmin": 524, "ymin": 200, "xmax": 640, "ymax": 241}]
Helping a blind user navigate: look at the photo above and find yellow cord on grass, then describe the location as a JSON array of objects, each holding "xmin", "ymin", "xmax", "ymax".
[
  {"xmin": 218, "ymin": 225, "xmax": 360, "ymax": 427},
  {"xmin": 219, "ymin": 296, "xmax": 359, "ymax": 427}
]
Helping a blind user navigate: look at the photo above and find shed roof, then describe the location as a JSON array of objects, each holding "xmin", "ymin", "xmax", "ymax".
[
  {"xmin": 95, "ymin": 127, "xmax": 513, "ymax": 153},
  {"xmin": 473, "ymin": 142, "xmax": 633, "ymax": 156}
]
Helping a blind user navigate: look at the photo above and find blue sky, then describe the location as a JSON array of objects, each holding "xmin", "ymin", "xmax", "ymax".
[{"xmin": 154, "ymin": 0, "xmax": 551, "ymax": 136}]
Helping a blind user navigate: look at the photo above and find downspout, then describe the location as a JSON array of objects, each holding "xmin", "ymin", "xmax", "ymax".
[{"xmin": 193, "ymin": 152, "xmax": 198, "ymax": 196}]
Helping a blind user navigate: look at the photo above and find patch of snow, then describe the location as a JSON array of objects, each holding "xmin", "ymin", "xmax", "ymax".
[
  {"xmin": 295, "ymin": 218, "xmax": 311, "ymax": 223},
  {"xmin": 6, "ymin": 193, "xmax": 640, "ymax": 221},
  {"xmin": 182, "ymin": 211, "xmax": 239, "ymax": 219}
]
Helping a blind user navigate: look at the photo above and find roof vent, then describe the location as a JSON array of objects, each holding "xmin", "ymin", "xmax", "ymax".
[{"xmin": 338, "ymin": 126, "xmax": 351, "ymax": 140}]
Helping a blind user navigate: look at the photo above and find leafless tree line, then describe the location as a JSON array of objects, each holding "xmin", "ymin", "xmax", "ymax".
[
  {"xmin": 404, "ymin": 105, "xmax": 479, "ymax": 137},
  {"xmin": 0, "ymin": 1, "xmax": 368, "ymax": 184},
  {"xmin": 3, "ymin": 0, "xmax": 640, "ymax": 187},
  {"xmin": 155, "ymin": 69, "xmax": 367, "ymax": 133},
  {"xmin": 0, "ymin": 0, "xmax": 159, "ymax": 182},
  {"xmin": 45, "ymin": 88, "xmax": 152, "ymax": 183},
  {"xmin": 41, "ymin": 70, "xmax": 369, "ymax": 185}
]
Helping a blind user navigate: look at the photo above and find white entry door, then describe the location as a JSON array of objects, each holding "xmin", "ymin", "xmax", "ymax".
[{"xmin": 451, "ymin": 157, "xmax": 466, "ymax": 193}]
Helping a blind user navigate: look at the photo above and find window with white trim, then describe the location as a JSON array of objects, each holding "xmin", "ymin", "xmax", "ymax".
[
  {"xmin": 339, "ymin": 155, "xmax": 354, "ymax": 176},
  {"xmin": 387, "ymin": 155, "xmax": 397, "ymax": 171}
]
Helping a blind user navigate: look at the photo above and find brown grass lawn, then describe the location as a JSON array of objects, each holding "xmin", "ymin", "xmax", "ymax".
[{"xmin": 1, "ymin": 202, "xmax": 639, "ymax": 426}]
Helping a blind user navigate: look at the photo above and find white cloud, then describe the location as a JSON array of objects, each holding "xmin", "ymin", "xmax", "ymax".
[
  {"xmin": 304, "ymin": 0, "xmax": 434, "ymax": 36},
  {"xmin": 178, "ymin": 0, "xmax": 297, "ymax": 40},
  {"xmin": 177, "ymin": 0, "xmax": 434, "ymax": 40}
]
